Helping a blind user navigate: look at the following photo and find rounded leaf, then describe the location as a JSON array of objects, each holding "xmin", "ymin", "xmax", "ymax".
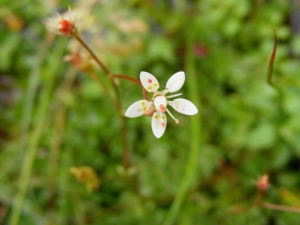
[
  {"xmin": 165, "ymin": 71, "xmax": 185, "ymax": 93},
  {"xmin": 125, "ymin": 100, "xmax": 152, "ymax": 118},
  {"xmin": 151, "ymin": 111, "xmax": 167, "ymax": 138},
  {"xmin": 168, "ymin": 98, "xmax": 198, "ymax": 115},
  {"xmin": 140, "ymin": 71, "xmax": 160, "ymax": 93}
]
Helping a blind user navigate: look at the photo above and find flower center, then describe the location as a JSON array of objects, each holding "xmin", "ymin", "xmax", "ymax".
[{"xmin": 153, "ymin": 95, "xmax": 167, "ymax": 112}]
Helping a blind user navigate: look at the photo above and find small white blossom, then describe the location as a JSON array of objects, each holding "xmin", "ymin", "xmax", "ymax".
[{"xmin": 125, "ymin": 71, "xmax": 198, "ymax": 138}]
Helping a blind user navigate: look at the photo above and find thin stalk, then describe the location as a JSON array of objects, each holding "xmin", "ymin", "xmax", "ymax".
[
  {"xmin": 89, "ymin": 72, "xmax": 116, "ymax": 108},
  {"xmin": 267, "ymin": 29, "xmax": 277, "ymax": 87},
  {"xmin": 20, "ymin": 33, "xmax": 55, "ymax": 153},
  {"xmin": 74, "ymin": 35, "xmax": 130, "ymax": 169},
  {"xmin": 9, "ymin": 38, "xmax": 66, "ymax": 225},
  {"xmin": 47, "ymin": 67, "xmax": 77, "ymax": 216},
  {"xmin": 164, "ymin": 36, "xmax": 202, "ymax": 224},
  {"xmin": 261, "ymin": 202, "xmax": 300, "ymax": 214},
  {"xmin": 112, "ymin": 74, "xmax": 142, "ymax": 86},
  {"xmin": 112, "ymin": 74, "xmax": 148, "ymax": 100},
  {"xmin": 75, "ymin": 35, "xmax": 110, "ymax": 74}
]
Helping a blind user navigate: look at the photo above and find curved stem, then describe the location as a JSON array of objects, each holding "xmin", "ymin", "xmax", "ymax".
[
  {"xmin": 89, "ymin": 72, "xmax": 116, "ymax": 108},
  {"xmin": 112, "ymin": 74, "xmax": 148, "ymax": 101},
  {"xmin": 75, "ymin": 36, "xmax": 110, "ymax": 74},
  {"xmin": 260, "ymin": 202, "xmax": 300, "ymax": 213},
  {"xmin": 10, "ymin": 35, "xmax": 65, "ymax": 225},
  {"xmin": 112, "ymin": 74, "xmax": 142, "ymax": 86},
  {"xmin": 75, "ymin": 35, "xmax": 130, "ymax": 169},
  {"xmin": 267, "ymin": 29, "xmax": 277, "ymax": 87}
]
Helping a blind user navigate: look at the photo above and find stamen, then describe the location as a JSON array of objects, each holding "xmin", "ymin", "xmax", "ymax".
[
  {"xmin": 165, "ymin": 108, "xmax": 179, "ymax": 124},
  {"xmin": 159, "ymin": 104, "xmax": 166, "ymax": 112},
  {"xmin": 145, "ymin": 103, "xmax": 155, "ymax": 116},
  {"xmin": 166, "ymin": 93, "xmax": 183, "ymax": 99}
]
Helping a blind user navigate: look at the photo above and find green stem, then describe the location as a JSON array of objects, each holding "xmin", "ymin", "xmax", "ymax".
[
  {"xmin": 20, "ymin": 33, "xmax": 55, "ymax": 153},
  {"xmin": 9, "ymin": 37, "xmax": 66, "ymax": 225},
  {"xmin": 164, "ymin": 36, "xmax": 202, "ymax": 224}
]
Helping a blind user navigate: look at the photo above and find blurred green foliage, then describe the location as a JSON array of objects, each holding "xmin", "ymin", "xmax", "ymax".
[{"xmin": 1, "ymin": 0, "xmax": 300, "ymax": 224}]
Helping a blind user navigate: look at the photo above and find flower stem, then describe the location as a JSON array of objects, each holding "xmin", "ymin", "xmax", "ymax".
[
  {"xmin": 89, "ymin": 72, "xmax": 116, "ymax": 108},
  {"xmin": 10, "ymin": 36, "xmax": 66, "ymax": 225},
  {"xmin": 112, "ymin": 74, "xmax": 148, "ymax": 100},
  {"xmin": 164, "ymin": 35, "xmax": 202, "ymax": 225},
  {"xmin": 261, "ymin": 202, "xmax": 300, "ymax": 213},
  {"xmin": 112, "ymin": 74, "xmax": 142, "ymax": 86},
  {"xmin": 75, "ymin": 35, "xmax": 110, "ymax": 74},
  {"xmin": 74, "ymin": 35, "xmax": 130, "ymax": 169}
]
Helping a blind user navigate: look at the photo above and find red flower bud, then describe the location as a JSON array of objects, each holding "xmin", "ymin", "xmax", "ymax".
[{"xmin": 257, "ymin": 174, "xmax": 269, "ymax": 191}]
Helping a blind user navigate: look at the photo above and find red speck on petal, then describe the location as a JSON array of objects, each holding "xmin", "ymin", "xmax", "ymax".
[
  {"xmin": 147, "ymin": 79, "xmax": 152, "ymax": 83},
  {"xmin": 161, "ymin": 122, "xmax": 166, "ymax": 127}
]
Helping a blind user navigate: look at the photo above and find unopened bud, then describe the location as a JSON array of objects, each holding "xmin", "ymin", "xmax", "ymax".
[
  {"xmin": 64, "ymin": 50, "xmax": 95, "ymax": 73},
  {"xmin": 257, "ymin": 174, "xmax": 269, "ymax": 191},
  {"xmin": 58, "ymin": 19, "xmax": 76, "ymax": 36}
]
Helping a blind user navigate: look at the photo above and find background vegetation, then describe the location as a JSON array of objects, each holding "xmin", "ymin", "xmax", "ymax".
[{"xmin": 1, "ymin": 0, "xmax": 300, "ymax": 224}]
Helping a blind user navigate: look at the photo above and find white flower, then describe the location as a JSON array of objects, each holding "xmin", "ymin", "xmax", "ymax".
[{"xmin": 125, "ymin": 71, "xmax": 198, "ymax": 138}]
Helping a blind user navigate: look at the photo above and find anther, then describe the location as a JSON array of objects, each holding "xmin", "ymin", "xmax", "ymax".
[
  {"xmin": 165, "ymin": 108, "xmax": 179, "ymax": 124},
  {"xmin": 159, "ymin": 104, "xmax": 166, "ymax": 112}
]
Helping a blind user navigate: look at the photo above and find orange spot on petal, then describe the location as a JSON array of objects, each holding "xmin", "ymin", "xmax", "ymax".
[
  {"xmin": 147, "ymin": 79, "xmax": 152, "ymax": 83},
  {"xmin": 161, "ymin": 122, "xmax": 166, "ymax": 127}
]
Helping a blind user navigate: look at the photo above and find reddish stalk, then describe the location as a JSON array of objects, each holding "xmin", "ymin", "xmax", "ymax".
[
  {"xmin": 75, "ymin": 36, "xmax": 110, "ymax": 74},
  {"xmin": 261, "ymin": 202, "xmax": 300, "ymax": 213},
  {"xmin": 74, "ymin": 35, "xmax": 130, "ymax": 169},
  {"xmin": 267, "ymin": 29, "xmax": 277, "ymax": 86},
  {"xmin": 113, "ymin": 74, "xmax": 142, "ymax": 86},
  {"xmin": 112, "ymin": 74, "xmax": 148, "ymax": 101}
]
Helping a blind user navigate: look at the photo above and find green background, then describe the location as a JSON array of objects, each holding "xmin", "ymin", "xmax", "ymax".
[{"xmin": 1, "ymin": 0, "xmax": 300, "ymax": 224}]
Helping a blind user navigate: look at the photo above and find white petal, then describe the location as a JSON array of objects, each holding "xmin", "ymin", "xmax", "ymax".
[
  {"xmin": 168, "ymin": 98, "xmax": 198, "ymax": 115},
  {"xmin": 140, "ymin": 71, "xmax": 160, "ymax": 93},
  {"xmin": 125, "ymin": 100, "xmax": 152, "ymax": 118},
  {"xmin": 165, "ymin": 71, "xmax": 185, "ymax": 93},
  {"xmin": 151, "ymin": 111, "xmax": 167, "ymax": 138}
]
